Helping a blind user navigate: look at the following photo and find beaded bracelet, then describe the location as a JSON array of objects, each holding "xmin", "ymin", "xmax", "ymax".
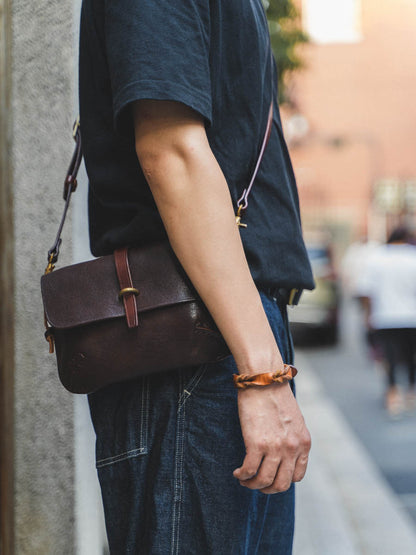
[{"xmin": 233, "ymin": 364, "xmax": 298, "ymax": 389}]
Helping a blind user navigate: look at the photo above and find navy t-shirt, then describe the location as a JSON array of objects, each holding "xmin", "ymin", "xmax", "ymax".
[{"xmin": 79, "ymin": 0, "xmax": 314, "ymax": 291}]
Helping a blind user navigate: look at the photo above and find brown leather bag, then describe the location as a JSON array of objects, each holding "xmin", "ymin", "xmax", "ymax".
[{"xmin": 41, "ymin": 105, "xmax": 273, "ymax": 394}]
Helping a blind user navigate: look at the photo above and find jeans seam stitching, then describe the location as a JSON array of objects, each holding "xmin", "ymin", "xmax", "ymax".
[
  {"xmin": 139, "ymin": 380, "xmax": 144, "ymax": 447},
  {"xmin": 254, "ymin": 495, "xmax": 270, "ymax": 554},
  {"xmin": 179, "ymin": 370, "xmax": 201, "ymax": 405},
  {"xmin": 178, "ymin": 365, "xmax": 208, "ymax": 409},
  {"xmin": 176, "ymin": 400, "xmax": 185, "ymax": 555},
  {"xmin": 139, "ymin": 377, "xmax": 149, "ymax": 449},
  {"xmin": 144, "ymin": 378, "xmax": 149, "ymax": 446},
  {"xmin": 171, "ymin": 375, "xmax": 186, "ymax": 554},
  {"xmin": 96, "ymin": 447, "xmax": 146, "ymax": 468}
]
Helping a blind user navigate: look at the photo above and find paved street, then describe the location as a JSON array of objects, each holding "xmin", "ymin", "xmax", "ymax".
[
  {"xmin": 292, "ymin": 296, "xmax": 416, "ymax": 554},
  {"xmin": 299, "ymin": 296, "xmax": 416, "ymax": 522}
]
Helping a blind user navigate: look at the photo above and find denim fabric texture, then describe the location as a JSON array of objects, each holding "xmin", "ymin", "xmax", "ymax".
[{"xmin": 88, "ymin": 290, "xmax": 296, "ymax": 554}]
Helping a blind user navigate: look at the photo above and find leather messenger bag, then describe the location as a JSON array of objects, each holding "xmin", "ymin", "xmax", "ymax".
[{"xmin": 41, "ymin": 104, "xmax": 273, "ymax": 394}]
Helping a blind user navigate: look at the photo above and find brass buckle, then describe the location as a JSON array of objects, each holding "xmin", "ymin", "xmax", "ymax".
[
  {"xmin": 72, "ymin": 115, "xmax": 80, "ymax": 139},
  {"xmin": 118, "ymin": 287, "xmax": 140, "ymax": 300},
  {"xmin": 44, "ymin": 254, "xmax": 56, "ymax": 353},
  {"xmin": 44, "ymin": 328, "xmax": 55, "ymax": 354},
  {"xmin": 288, "ymin": 288, "xmax": 299, "ymax": 306},
  {"xmin": 44, "ymin": 253, "xmax": 55, "ymax": 275},
  {"xmin": 235, "ymin": 205, "xmax": 247, "ymax": 228}
]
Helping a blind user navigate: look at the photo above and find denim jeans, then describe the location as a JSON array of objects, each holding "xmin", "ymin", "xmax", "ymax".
[{"xmin": 88, "ymin": 290, "xmax": 296, "ymax": 554}]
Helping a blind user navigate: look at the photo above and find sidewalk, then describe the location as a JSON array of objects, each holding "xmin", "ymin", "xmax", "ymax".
[{"xmin": 293, "ymin": 353, "xmax": 416, "ymax": 555}]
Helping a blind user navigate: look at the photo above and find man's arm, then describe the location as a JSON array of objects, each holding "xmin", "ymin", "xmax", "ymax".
[{"xmin": 133, "ymin": 99, "xmax": 311, "ymax": 493}]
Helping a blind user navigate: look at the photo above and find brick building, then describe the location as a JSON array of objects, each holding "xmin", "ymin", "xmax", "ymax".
[{"xmin": 283, "ymin": 0, "xmax": 416, "ymax": 250}]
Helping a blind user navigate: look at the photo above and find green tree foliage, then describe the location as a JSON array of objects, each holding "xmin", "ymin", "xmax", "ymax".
[{"xmin": 263, "ymin": 0, "xmax": 308, "ymax": 104}]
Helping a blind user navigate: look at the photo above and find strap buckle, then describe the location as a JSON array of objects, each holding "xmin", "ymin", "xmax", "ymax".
[
  {"xmin": 118, "ymin": 287, "xmax": 140, "ymax": 300},
  {"xmin": 235, "ymin": 205, "xmax": 248, "ymax": 228},
  {"xmin": 44, "ymin": 252, "xmax": 56, "ymax": 275},
  {"xmin": 72, "ymin": 115, "xmax": 80, "ymax": 139},
  {"xmin": 288, "ymin": 288, "xmax": 302, "ymax": 306}
]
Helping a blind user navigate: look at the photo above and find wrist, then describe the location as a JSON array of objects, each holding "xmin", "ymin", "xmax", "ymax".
[{"xmin": 235, "ymin": 348, "xmax": 284, "ymax": 376}]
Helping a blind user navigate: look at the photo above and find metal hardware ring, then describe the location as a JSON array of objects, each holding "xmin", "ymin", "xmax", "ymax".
[{"xmin": 118, "ymin": 287, "xmax": 140, "ymax": 300}]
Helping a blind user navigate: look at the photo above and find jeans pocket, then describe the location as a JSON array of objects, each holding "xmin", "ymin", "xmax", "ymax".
[
  {"xmin": 179, "ymin": 364, "xmax": 209, "ymax": 409},
  {"xmin": 88, "ymin": 376, "xmax": 150, "ymax": 468}
]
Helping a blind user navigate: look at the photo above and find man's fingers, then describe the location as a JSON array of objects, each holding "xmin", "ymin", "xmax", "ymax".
[
  {"xmin": 238, "ymin": 454, "xmax": 281, "ymax": 490},
  {"xmin": 260, "ymin": 460, "xmax": 295, "ymax": 494},
  {"xmin": 259, "ymin": 451, "xmax": 310, "ymax": 494},
  {"xmin": 233, "ymin": 450, "xmax": 263, "ymax": 482},
  {"xmin": 292, "ymin": 431, "xmax": 311, "ymax": 482},
  {"xmin": 292, "ymin": 453, "xmax": 309, "ymax": 483}
]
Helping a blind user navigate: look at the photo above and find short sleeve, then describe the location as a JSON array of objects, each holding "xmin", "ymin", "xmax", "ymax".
[{"xmin": 104, "ymin": 0, "xmax": 212, "ymax": 136}]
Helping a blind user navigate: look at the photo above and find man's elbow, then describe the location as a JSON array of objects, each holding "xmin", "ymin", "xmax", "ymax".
[
  {"xmin": 135, "ymin": 132, "xmax": 206, "ymax": 196},
  {"xmin": 132, "ymin": 98, "xmax": 209, "ymax": 193}
]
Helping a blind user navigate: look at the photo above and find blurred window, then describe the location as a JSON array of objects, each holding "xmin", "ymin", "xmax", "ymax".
[
  {"xmin": 307, "ymin": 247, "xmax": 328, "ymax": 261},
  {"xmin": 302, "ymin": 0, "xmax": 362, "ymax": 44},
  {"xmin": 308, "ymin": 246, "xmax": 328, "ymax": 270}
]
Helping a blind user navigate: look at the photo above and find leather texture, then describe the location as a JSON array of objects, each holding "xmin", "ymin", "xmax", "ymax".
[
  {"xmin": 114, "ymin": 247, "xmax": 139, "ymax": 328},
  {"xmin": 43, "ymin": 243, "xmax": 197, "ymax": 328},
  {"xmin": 41, "ymin": 242, "xmax": 230, "ymax": 393},
  {"xmin": 233, "ymin": 365, "xmax": 298, "ymax": 389}
]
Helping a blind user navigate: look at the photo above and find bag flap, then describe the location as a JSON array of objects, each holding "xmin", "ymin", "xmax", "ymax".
[{"xmin": 41, "ymin": 242, "xmax": 198, "ymax": 329}]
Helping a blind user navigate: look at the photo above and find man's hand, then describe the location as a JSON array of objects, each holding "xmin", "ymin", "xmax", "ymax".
[{"xmin": 233, "ymin": 382, "xmax": 311, "ymax": 494}]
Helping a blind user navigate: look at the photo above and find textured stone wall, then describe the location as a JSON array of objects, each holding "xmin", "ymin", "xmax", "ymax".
[
  {"xmin": 1, "ymin": 0, "xmax": 15, "ymax": 552},
  {"xmin": 12, "ymin": 0, "xmax": 76, "ymax": 552}
]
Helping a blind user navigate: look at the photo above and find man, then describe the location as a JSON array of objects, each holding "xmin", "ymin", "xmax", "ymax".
[
  {"xmin": 359, "ymin": 227, "xmax": 416, "ymax": 416},
  {"xmin": 79, "ymin": 0, "xmax": 314, "ymax": 552}
]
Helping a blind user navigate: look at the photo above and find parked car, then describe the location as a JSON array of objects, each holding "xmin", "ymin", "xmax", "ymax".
[{"xmin": 289, "ymin": 242, "xmax": 340, "ymax": 345}]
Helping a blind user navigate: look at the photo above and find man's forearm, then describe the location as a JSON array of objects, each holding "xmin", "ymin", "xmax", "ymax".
[
  {"xmin": 133, "ymin": 100, "xmax": 283, "ymax": 375},
  {"xmin": 133, "ymin": 100, "xmax": 311, "ymax": 495}
]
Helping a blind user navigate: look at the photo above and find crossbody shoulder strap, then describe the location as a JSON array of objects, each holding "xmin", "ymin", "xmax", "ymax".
[
  {"xmin": 45, "ymin": 102, "xmax": 274, "ymax": 272},
  {"xmin": 235, "ymin": 102, "xmax": 273, "ymax": 228}
]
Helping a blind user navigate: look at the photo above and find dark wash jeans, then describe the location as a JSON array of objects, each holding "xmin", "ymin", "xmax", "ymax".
[{"xmin": 88, "ymin": 290, "xmax": 296, "ymax": 555}]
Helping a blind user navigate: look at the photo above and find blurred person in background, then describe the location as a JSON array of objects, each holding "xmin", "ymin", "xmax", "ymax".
[
  {"xmin": 341, "ymin": 235, "xmax": 380, "ymax": 300},
  {"xmin": 341, "ymin": 236, "xmax": 382, "ymax": 361},
  {"xmin": 358, "ymin": 227, "xmax": 416, "ymax": 416}
]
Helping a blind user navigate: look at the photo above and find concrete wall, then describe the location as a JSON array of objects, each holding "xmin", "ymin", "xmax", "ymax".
[
  {"xmin": 8, "ymin": 0, "xmax": 107, "ymax": 551},
  {"xmin": 12, "ymin": 0, "xmax": 76, "ymax": 551},
  {"xmin": 0, "ymin": 0, "xmax": 15, "ymax": 552}
]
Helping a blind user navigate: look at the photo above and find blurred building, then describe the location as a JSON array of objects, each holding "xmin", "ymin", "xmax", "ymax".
[{"xmin": 282, "ymin": 0, "xmax": 416, "ymax": 250}]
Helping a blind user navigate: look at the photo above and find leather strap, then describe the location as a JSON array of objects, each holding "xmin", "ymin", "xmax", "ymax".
[
  {"xmin": 233, "ymin": 364, "xmax": 298, "ymax": 389},
  {"xmin": 64, "ymin": 116, "xmax": 82, "ymax": 201},
  {"xmin": 114, "ymin": 247, "xmax": 139, "ymax": 328},
  {"xmin": 47, "ymin": 119, "xmax": 82, "ymax": 265},
  {"xmin": 237, "ymin": 102, "xmax": 274, "ymax": 211}
]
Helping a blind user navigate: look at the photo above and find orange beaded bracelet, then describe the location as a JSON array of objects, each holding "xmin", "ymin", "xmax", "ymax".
[{"xmin": 233, "ymin": 364, "xmax": 298, "ymax": 389}]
